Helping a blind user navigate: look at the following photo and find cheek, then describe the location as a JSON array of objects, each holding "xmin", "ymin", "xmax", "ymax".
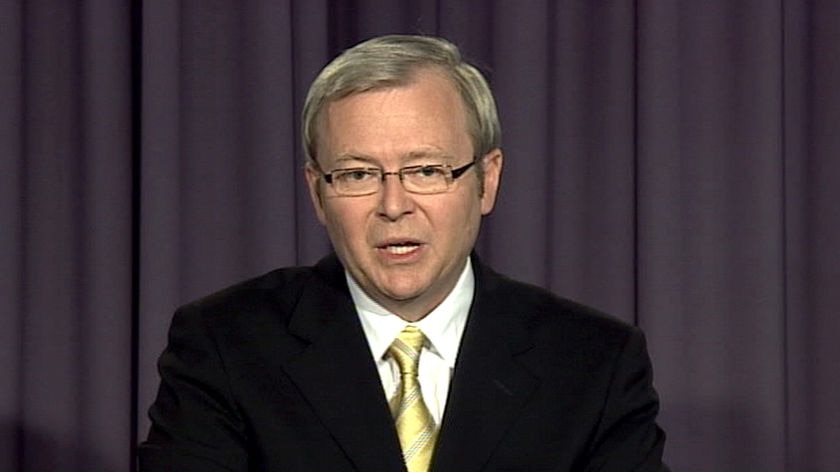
[
  {"xmin": 323, "ymin": 203, "xmax": 369, "ymax": 249},
  {"xmin": 434, "ymin": 196, "xmax": 482, "ymax": 246}
]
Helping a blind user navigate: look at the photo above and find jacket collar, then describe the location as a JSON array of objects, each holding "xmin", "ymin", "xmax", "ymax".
[
  {"xmin": 283, "ymin": 253, "xmax": 539, "ymax": 472},
  {"xmin": 283, "ymin": 254, "xmax": 407, "ymax": 471},
  {"xmin": 431, "ymin": 256, "xmax": 539, "ymax": 471}
]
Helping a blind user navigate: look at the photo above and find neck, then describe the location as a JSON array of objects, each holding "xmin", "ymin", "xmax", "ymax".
[
  {"xmin": 379, "ymin": 297, "xmax": 440, "ymax": 323},
  {"xmin": 344, "ymin": 258, "xmax": 472, "ymax": 322}
]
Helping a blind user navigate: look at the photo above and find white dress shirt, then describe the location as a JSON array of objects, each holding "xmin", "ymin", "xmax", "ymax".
[{"xmin": 346, "ymin": 258, "xmax": 474, "ymax": 426}]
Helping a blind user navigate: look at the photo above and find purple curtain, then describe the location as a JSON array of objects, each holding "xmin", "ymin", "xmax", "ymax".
[{"xmin": 2, "ymin": 1, "xmax": 838, "ymax": 471}]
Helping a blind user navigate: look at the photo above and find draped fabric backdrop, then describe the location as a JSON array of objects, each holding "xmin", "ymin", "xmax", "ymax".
[{"xmin": 2, "ymin": 1, "xmax": 838, "ymax": 471}]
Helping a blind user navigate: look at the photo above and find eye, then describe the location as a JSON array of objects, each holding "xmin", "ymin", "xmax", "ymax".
[
  {"xmin": 336, "ymin": 169, "xmax": 377, "ymax": 182},
  {"xmin": 415, "ymin": 165, "xmax": 446, "ymax": 178}
]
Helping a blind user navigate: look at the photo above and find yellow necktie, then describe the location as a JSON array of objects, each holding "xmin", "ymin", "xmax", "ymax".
[{"xmin": 388, "ymin": 325, "xmax": 437, "ymax": 472}]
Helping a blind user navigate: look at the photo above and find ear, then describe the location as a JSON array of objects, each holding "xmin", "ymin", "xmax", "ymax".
[
  {"xmin": 479, "ymin": 148, "xmax": 503, "ymax": 215},
  {"xmin": 304, "ymin": 163, "xmax": 327, "ymax": 225}
]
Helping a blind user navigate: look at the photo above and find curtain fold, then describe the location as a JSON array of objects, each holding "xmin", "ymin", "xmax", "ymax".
[
  {"xmin": 2, "ymin": 1, "xmax": 838, "ymax": 471},
  {"xmin": 783, "ymin": 2, "xmax": 840, "ymax": 470},
  {"xmin": 636, "ymin": 2, "xmax": 788, "ymax": 469},
  {"xmin": 1, "ymin": 1, "xmax": 133, "ymax": 471}
]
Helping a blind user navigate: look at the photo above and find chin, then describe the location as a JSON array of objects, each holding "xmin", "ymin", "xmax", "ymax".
[
  {"xmin": 374, "ymin": 277, "xmax": 434, "ymax": 301},
  {"xmin": 378, "ymin": 284, "xmax": 426, "ymax": 302}
]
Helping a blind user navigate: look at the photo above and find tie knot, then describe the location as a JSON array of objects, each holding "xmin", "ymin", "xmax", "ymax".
[{"xmin": 388, "ymin": 325, "xmax": 425, "ymax": 376}]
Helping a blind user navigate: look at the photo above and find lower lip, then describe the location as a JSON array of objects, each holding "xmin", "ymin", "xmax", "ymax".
[{"xmin": 377, "ymin": 244, "xmax": 424, "ymax": 262}]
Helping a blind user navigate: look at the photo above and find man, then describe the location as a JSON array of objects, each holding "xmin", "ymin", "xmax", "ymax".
[{"xmin": 140, "ymin": 35, "xmax": 668, "ymax": 471}]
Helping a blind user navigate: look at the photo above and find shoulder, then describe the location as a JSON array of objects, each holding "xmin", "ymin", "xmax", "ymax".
[
  {"xmin": 176, "ymin": 265, "xmax": 314, "ymax": 321},
  {"xmin": 478, "ymin": 262, "xmax": 633, "ymax": 331},
  {"xmin": 170, "ymin": 254, "xmax": 346, "ymax": 335},
  {"xmin": 474, "ymin": 260, "xmax": 641, "ymax": 369}
]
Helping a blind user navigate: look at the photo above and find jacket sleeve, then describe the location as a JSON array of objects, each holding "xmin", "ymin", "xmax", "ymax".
[
  {"xmin": 583, "ymin": 328, "xmax": 670, "ymax": 472},
  {"xmin": 138, "ymin": 304, "xmax": 248, "ymax": 472}
]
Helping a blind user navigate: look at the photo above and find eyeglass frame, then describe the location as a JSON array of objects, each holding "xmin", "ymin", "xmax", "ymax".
[{"xmin": 314, "ymin": 158, "xmax": 480, "ymax": 196}]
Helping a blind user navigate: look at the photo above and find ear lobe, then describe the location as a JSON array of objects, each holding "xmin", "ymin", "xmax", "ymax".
[
  {"xmin": 304, "ymin": 163, "xmax": 328, "ymax": 225},
  {"xmin": 479, "ymin": 149, "xmax": 503, "ymax": 215}
]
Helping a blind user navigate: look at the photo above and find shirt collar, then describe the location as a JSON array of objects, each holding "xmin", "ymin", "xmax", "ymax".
[{"xmin": 347, "ymin": 258, "xmax": 474, "ymax": 369}]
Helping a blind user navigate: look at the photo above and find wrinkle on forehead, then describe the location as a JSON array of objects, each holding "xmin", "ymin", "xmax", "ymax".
[{"xmin": 315, "ymin": 69, "xmax": 472, "ymax": 166}]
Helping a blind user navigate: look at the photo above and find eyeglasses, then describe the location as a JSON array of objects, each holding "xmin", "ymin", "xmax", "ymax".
[{"xmin": 318, "ymin": 159, "xmax": 478, "ymax": 196}]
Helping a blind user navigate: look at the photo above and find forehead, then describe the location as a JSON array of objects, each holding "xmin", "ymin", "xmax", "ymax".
[{"xmin": 316, "ymin": 70, "xmax": 472, "ymax": 164}]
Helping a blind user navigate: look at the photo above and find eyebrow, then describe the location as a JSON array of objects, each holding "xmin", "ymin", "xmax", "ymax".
[
  {"xmin": 403, "ymin": 150, "xmax": 455, "ymax": 162},
  {"xmin": 333, "ymin": 149, "xmax": 455, "ymax": 166},
  {"xmin": 333, "ymin": 154, "xmax": 378, "ymax": 166}
]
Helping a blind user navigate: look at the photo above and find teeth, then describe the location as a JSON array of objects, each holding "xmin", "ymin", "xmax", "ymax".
[{"xmin": 385, "ymin": 244, "xmax": 419, "ymax": 255}]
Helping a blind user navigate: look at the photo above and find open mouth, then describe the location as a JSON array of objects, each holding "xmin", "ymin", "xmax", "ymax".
[{"xmin": 378, "ymin": 241, "xmax": 422, "ymax": 255}]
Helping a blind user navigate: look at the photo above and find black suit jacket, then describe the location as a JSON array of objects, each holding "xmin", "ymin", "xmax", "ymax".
[{"xmin": 139, "ymin": 254, "xmax": 667, "ymax": 471}]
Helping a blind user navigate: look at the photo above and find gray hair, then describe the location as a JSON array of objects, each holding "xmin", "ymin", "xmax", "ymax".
[{"xmin": 302, "ymin": 35, "xmax": 501, "ymax": 166}]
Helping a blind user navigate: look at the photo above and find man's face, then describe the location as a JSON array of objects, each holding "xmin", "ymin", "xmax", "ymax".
[{"xmin": 305, "ymin": 69, "xmax": 502, "ymax": 320}]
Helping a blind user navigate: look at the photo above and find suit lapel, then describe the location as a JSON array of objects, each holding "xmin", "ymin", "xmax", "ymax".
[
  {"xmin": 432, "ymin": 259, "xmax": 540, "ymax": 472},
  {"xmin": 282, "ymin": 256, "xmax": 406, "ymax": 472},
  {"xmin": 279, "ymin": 255, "xmax": 541, "ymax": 472}
]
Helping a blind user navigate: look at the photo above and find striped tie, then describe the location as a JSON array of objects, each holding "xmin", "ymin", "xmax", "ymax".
[{"xmin": 388, "ymin": 325, "xmax": 437, "ymax": 472}]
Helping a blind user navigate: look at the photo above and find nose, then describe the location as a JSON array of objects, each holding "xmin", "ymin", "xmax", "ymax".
[{"xmin": 377, "ymin": 172, "xmax": 415, "ymax": 221}]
